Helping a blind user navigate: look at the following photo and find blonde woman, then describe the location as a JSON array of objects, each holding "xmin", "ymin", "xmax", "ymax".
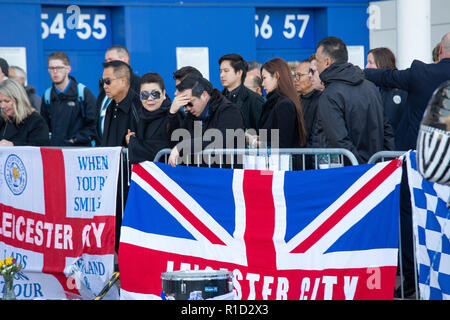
[{"xmin": 0, "ymin": 79, "xmax": 49, "ymax": 146}]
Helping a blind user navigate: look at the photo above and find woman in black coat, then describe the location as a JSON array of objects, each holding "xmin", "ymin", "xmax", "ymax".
[
  {"xmin": 366, "ymin": 47, "xmax": 407, "ymax": 148},
  {"xmin": 250, "ymin": 57, "xmax": 306, "ymax": 149},
  {"xmin": 125, "ymin": 72, "xmax": 172, "ymax": 164},
  {"xmin": 0, "ymin": 79, "xmax": 49, "ymax": 146}
]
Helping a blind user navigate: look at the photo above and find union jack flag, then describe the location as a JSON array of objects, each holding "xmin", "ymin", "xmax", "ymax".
[{"xmin": 119, "ymin": 159, "xmax": 403, "ymax": 300}]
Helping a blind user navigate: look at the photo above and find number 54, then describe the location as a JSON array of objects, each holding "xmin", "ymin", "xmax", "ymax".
[{"xmin": 283, "ymin": 14, "xmax": 310, "ymax": 39}]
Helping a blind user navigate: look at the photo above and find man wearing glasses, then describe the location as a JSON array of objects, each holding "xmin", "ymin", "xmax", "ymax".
[
  {"xmin": 294, "ymin": 57, "xmax": 321, "ymax": 150},
  {"xmin": 41, "ymin": 51, "xmax": 97, "ymax": 146},
  {"xmin": 97, "ymin": 60, "xmax": 141, "ymax": 253},
  {"xmin": 97, "ymin": 60, "xmax": 140, "ymax": 147}
]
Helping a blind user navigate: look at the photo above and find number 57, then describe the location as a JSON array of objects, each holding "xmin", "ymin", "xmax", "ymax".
[{"xmin": 283, "ymin": 14, "xmax": 310, "ymax": 39}]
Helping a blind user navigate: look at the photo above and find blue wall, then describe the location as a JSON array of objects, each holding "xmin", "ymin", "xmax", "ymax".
[{"xmin": 0, "ymin": 0, "xmax": 370, "ymax": 100}]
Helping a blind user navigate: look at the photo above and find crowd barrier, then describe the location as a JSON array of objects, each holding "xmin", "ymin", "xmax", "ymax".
[
  {"xmin": 153, "ymin": 147, "xmax": 359, "ymax": 168},
  {"xmin": 121, "ymin": 148, "xmax": 414, "ymax": 299}
]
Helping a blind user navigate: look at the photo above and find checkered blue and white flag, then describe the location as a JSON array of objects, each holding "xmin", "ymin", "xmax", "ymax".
[{"xmin": 406, "ymin": 151, "xmax": 450, "ymax": 300}]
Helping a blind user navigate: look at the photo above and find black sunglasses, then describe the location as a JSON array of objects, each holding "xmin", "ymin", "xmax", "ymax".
[
  {"xmin": 100, "ymin": 77, "xmax": 119, "ymax": 86},
  {"xmin": 140, "ymin": 90, "xmax": 161, "ymax": 100}
]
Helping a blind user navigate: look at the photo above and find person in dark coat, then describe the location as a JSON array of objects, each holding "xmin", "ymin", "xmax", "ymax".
[
  {"xmin": 219, "ymin": 54, "xmax": 264, "ymax": 131},
  {"xmin": 366, "ymin": 47, "xmax": 407, "ymax": 143},
  {"xmin": 314, "ymin": 37, "xmax": 394, "ymax": 165},
  {"xmin": 8, "ymin": 65, "xmax": 42, "ymax": 113},
  {"xmin": 98, "ymin": 60, "xmax": 140, "ymax": 147},
  {"xmin": 96, "ymin": 45, "xmax": 141, "ymax": 122},
  {"xmin": 125, "ymin": 72, "xmax": 172, "ymax": 164},
  {"xmin": 294, "ymin": 58, "xmax": 321, "ymax": 148},
  {"xmin": 41, "ymin": 51, "xmax": 97, "ymax": 146},
  {"xmin": 364, "ymin": 32, "xmax": 450, "ymax": 151},
  {"xmin": 364, "ymin": 32, "xmax": 450, "ymax": 298},
  {"xmin": 167, "ymin": 75, "xmax": 245, "ymax": 167},
  {"xmin": 97, "ymin": 60, "xmax": 140, "ymax": 254},
  {"xmin": 255, "ymin": 57, "xmax": 306, "ymax": 150},
  {"xmin": 0, "ymin": 79, "xmax": 49, "ymax": 146}
]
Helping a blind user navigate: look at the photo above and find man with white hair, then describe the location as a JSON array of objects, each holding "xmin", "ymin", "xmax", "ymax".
[{"xmin": 8, "ymin": 65, "xmax": 41, "ymax": 112}]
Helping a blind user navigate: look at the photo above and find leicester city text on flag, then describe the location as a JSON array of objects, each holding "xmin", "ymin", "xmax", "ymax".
[
  {"xmin": 0, "ymin": 146, "xmax": 121, "ymax": 300},
  {"xmin": 119, "ymin": 159, "xmax": 403, "ymax": 300},
  {"xmin": 407, "ymin": 151, "xmax": 450, "ymax": 300}
]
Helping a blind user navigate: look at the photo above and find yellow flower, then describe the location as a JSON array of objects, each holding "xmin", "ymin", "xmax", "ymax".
[
  {"xmin": 0, "ymin": 260, "xmax": 4, "ymax": 268},
  {"xmin": 5, "ymin": 257, "xmax": 13, "ymax": 265}
]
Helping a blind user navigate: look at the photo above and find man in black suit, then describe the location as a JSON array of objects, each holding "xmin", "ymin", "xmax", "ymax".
[
  {"xmin": 96, "ymin": 46, "xmax": 141, "ymax": 146},
  {"xmin": 364, "ymin": 32, "xmax": 450, "ymax": 152},
  {"xmin": 364, "ymin": 32, "xmax": 450, "ymax": 298},
  {"xmin": 219, "ymin": 53, "xmax": 264, "ymax": 131}
]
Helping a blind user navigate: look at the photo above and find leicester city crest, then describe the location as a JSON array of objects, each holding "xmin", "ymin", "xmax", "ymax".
[{"xmin": 4, "ymin": 154, "xmax": 27, "ymax": 195}]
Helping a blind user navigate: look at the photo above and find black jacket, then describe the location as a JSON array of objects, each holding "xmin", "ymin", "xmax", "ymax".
[
  {"xmin": 128, "ymin": 98, "xmax": 172, "ymax": 164},
  {"xmin": 258, "ymin": 90, "xmax": 301, "ymax": 149},
  {"xmin": 317, "ymin": 62, "xmax": 394, "ymax": 164},
  {"xmin": 222, "ymin": 84, "xmax": 264, "ymax": 131},
  {"xmin": 25, "ymin": 86, "xmax": 42, "ymax": 113},
  {"xmin": 300, "ymin": 89, "xmax": 321, "ymax": 148},
  {"xmin": 41, "ymin": 76, "xmax": 97, "ymax": 146},
  {"xmin": 0, "ymin": 112, "xmax": 49, "ymax": 146},
  {"xmin": 364, "ymin": 58, "xmax": 450, "ymax": 150},
  {"xmin": 100, "ymin": 88, "xmax": 140, "ymax": 147},
  {"xmin": 167, "ymin": 89, "xmax": 245, "ymax": 164}
]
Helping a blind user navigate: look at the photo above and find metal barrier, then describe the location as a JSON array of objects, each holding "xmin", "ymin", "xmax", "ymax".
[
  {"xmin": 367, "ymin": 150, "xmax": 408, "ymax": 164},
  {"xmin": 131, "ymin": 147, "xmax": 418, "ymax": 299},
  {"xmin": 367, "ymin": 150, "xmax": 419, "ymax": 300},
  {"xmin": 153, "ymin": 147, "xmax": 359, "ymax": 169}
]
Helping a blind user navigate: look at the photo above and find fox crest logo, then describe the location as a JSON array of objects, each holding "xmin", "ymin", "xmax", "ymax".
[{"xmin": 4, "ymin": 154, "xmax": 27, "ymax": 195}]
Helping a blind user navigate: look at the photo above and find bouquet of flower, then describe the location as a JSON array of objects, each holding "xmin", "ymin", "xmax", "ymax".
[
  {"xmin": 0, "ymin": 257, "xmax": 22, "ymax": 276},
  {"xmin": 1, "ymin": 257, "xmax": 22, "ymax": 300}
]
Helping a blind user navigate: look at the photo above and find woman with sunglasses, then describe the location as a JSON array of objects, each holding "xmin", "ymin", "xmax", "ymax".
[
  {"xmin": 125, "ymin": 72, "xmax": 172, "ymax": 163},
  {"xmin": 0, "ymin": 79, "xmax": 49, "ymax": 146}
]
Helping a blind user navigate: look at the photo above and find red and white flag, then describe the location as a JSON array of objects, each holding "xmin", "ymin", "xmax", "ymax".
[{"xmin": 0, "ymin": 146, "xmax": 121, "ymax": 299}]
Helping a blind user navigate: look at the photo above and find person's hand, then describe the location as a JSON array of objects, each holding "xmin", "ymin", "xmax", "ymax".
[
  {"xmin": 245, "ymin": 132, "xmax": 259, "ymax": 148},
  {"xmin": 168, "ymin": 146, "xmax": 180, "ymax": 167},
  {"xmin": 169, "ymin": 93, "xmax": 191, "ymax": 114},
  {"xmin": 0, "ymin": 139, "xmax": 13, "ymax": 147},
  {"xmin": 125, "ymin": 129, "xmax": 136, "ymax": 146}
]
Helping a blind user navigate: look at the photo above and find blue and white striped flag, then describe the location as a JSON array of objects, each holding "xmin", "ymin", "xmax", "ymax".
[{"xmin": 407, "ymin": 151, "xmax": 450, "ymax": 300}]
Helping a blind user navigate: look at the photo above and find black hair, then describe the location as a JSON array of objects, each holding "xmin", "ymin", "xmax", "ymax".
[
  {"xmin": 176, "ymin": 75, "xmax": 213, "ymax": 97},
  {"xmin": 172, "ymin": 66, "xmax": 203, "ymax": 81},
  {"xmin": 102, "ymin": 60, "xmax": 131, "ymax": 83},
  {"xmin": 141, "ymin": 72, "xmax": 165, "ymax": 91},
  {"xmin": 317, "ymin": 36, "xmax": 348, "ymax": 63},
  {"xmin": 218, "ymin": 53, "xmax": 248, "ymax": 83}
]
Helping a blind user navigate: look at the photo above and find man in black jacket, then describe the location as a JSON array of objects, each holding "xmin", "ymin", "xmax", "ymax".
[
  {"xmin": 314, "ymin": 37, "xmax": 394, "ymax": 164},
  {"xmin": 97, "ymin": 60, "xmax": 140, "ymax": 147},
  {"xmin": 364, "ymin": 32, "xmax": 450, "ymax": 151},
  {"xmin": 167, "ymin": 75, "xmax": 245, "ymax": 167},
  {"xmin": 96, "ymin": 45, "xmax": 141, "ymax": 143},
  {"xmin": 294, "ymin": 58, "xmax": 321, "ymax": 148},
  {"xmin": 219, "ymin": 54, "xmax": 264, "ymax": 131},
  {"xmin": 364, "ymin": 32, "xmax": 450, "ymax": 298},
  {"xmin": 41, "ymin": 51, "xmax": 97, "ymax": 147},
  {"xmin": 98, "ymin": 60, "xmax": 141, "ymax": 253}
]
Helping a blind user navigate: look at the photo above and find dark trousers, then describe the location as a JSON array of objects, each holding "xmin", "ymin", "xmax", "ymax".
[
  {"xmin": 399, "ymin": 161, "xmax": 415, "ymax": 286},
  {"xmin": 115, "ymin": 158, "xmax": 131, "ymax": 253}
]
